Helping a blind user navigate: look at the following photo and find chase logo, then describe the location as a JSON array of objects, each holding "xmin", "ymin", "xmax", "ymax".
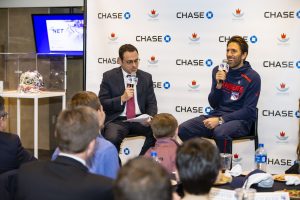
[
  {"xmin": 148, "ymin": 9, "xmax": 159, "ymax": 18},
  {"xmin": 206, "ymin": 11, "xmax": 214, "ymax": 19},
  {"xmin": 176, "ymin": 11, "xmax": 214, "ymax": 19},
  {"xmin": 163, "ymin": 81, "xmax": 171, "ymax": 89},
  {"xmin": 262, "ymin": 109, "xmax": 298, "ymax": 118},
  {"xmin": 204, "ymin": 106, "xmax": 213, "ymax": 115},
  {"xmin": 297, "ymin": 10, "xmax": 300, "ymax": 19},
  {"xmin": 175, "ymin": 106, "xmax": 205, "ymax": 113},
  {"xmin": 296, "ymin": 61, "xmax": 300, "ymax": 69},
  {"xmin": 148, "ymin": 56, "xmax": 158, "ymax": 64},
  {"xmin": 277, "ymin": 33, "xmax": 289, "ymax": 43},
  {"xmin": 98, "ymin": 12, "xmax": 131, "ymax": 20},
  {"xmin": 296, "ymin": 111, "xmax": 300, "ymax": 118},
  {"xmin": 276, "ymin": 83, "xmax": 289, "ymax": 92},
  {"xmin": 123, "ymin": 147, "xmax": 130, "ymax": 155},
  {"xmin": 206, "ymin": 59, "xmax": 213, "ymax": 67},
  {"xmin": 264, "ymin": 11, "xmax": 297, "ymax": 19},
  {"xmin": 219, "ymin": 36, "xmax": 248, "ymax": 43},
  {"xmin": 164, "ymin": 35, "xmax": 171, "ymax": 43},
  {"xmin": 276, "ymin": 131, "xmax": 288, "ymax": 141},
  {"xmin": 153, "ymin": 81, "xmax": 171, "ymax": 89},
  {"xmin": 98, "ymin": 57, "xmax": 117, "ymax": 64},
  {"xmin": 263, "ymin": 61, "xmax": 294, "ymax": 69},
  {"xmin": 249, "ymin": 35, "xmax": 258, "ymax": 43},
  {"xmin": 124, "ymin": 12, "xmax": 131, "ymax": 19},
  {"xmin": 232, "ymin": 8, "xmax": 244, "ymax": 18},
  {"xmin": 109, "ymin": 32, "xmax": 118, "ymax": 41},
  {"xmin": 189, "ymin": 33, "xmax": 200, "ymax": 42},
  {"xmin": 136, "ymin": 35, "xmax": 171, "ymax": 43},
  {"xmin": 232, "ymin": 153, "xmax": 242, "ymax": 163},
  {"xmin": 188, "ymin": 80, "xmax": 200, "ymax": 89}
]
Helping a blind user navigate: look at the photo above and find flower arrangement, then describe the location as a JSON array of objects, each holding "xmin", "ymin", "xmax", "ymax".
[{"xmin": 18, "ymin": 70, "xmax": 44, "ymax": 93}]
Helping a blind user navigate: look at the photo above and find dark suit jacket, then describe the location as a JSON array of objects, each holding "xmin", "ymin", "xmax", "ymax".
[
  {"xmin": 0, "ymin": 132, "xmax": 36, "ymax": 174},
  {"xmin": 99, "ymin": 67, "xmax": 157, "ymax": 123},
  {"xmin": 17, "ymin": 156, "xmax": 114, "ymax": 200}
]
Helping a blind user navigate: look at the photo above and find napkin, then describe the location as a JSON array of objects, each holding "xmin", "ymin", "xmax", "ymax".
[
  {"xmin": 285, "ymin": 175, "xmax": 300, "ymax": 185},
  {"xmin": 229, "ymin": 164, "xmax": 242, "ymax": 177},
  {"xmin": 243, "ymin": 171, "xmax": 274, "ymax": 189}
]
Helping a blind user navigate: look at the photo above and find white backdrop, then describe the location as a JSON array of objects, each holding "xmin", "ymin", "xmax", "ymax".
[{"xmin": 86, "ymin": 0, "xmax": 300, "ymax": 174}]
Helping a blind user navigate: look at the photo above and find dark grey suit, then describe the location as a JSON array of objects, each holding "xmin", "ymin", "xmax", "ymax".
[
  {"xmin": 99, "ymin": 67, "xmax": 157, "ymax": 155},
  {"xmin": 17, "ymin": 156, "xmax": 114, "ymax": 200},
  {"xmin": 0, "ymin": 132, "xmax": 36, "ymax": 174}
]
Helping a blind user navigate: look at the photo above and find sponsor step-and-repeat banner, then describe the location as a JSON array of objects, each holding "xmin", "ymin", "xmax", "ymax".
[{"xmin": 86, "ymin": 0, "xmax": 300, "ymax": 173}]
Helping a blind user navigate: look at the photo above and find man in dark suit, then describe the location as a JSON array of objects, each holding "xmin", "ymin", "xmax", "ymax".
[
  {"xmin": 17, "ymin": 107, "xmax": 114, "ymax": 200},
  {"xmin": 0, "ymin": 96, "xmax": 35, "ymax": 174},
  {"xmin": 99, "ymin": 44, "xmax": 157, "ymax": 155}
]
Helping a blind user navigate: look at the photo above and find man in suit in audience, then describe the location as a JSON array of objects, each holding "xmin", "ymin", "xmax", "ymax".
[
  {"xmin": 99, "ymin": 44, "xmax": 157, "ymax": 155},
  {"xmin": 51, "ymin": 91, "xmax": 120, "ymax": 179},
  {"xmin": 17, "ymin": 107, "xmax": 114, "ymax": 200},
  {"xmin": 0, "ymin": 96, "xmax": 36, "ymax": 174},
  {"xmin": 176, "ymin": 138, "xmax": 221, "ymax": 200},
  {"xmin": 114, "ymin": 157, "xmax": 173, "ymax": 200}
]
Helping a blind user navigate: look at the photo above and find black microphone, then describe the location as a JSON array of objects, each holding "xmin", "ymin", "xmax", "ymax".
[
  {"xmin": 218, "ymin": 59, "xmax": 229, "ymax": 84},
  {"xmin": 126, "ymin": 72, "xmax": 136, "ymax": 88}
]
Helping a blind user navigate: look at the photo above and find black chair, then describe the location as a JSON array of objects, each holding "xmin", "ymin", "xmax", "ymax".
[{"xmin": 232, "ymin": 108, "xmax": 259, "ymax": 150}]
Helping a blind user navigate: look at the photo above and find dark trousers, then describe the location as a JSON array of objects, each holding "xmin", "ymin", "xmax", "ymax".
[
  {"xmin": 103, "ymin": 119, "xmax": 155, "ymax": 156},
  {"xmin": 178, "ymin": 115, "xmax": 251, "ymax": 153}
]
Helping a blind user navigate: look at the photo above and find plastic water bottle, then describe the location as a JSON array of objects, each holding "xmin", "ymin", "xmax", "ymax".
[
  {"xmin": 255, "ymin": 144, "xmax": 267, "ymax": 172},
  {"xmin": 150, "ymin": 151, "xmax": 160, "ymax": 163}
]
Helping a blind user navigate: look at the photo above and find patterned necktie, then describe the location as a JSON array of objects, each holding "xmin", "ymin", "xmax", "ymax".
[{"xmin": 126, "ymin": 97, "xmax": 135, "ymax": 119}]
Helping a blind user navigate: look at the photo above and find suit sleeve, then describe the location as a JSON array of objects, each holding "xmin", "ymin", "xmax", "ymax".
[
  {"xmin": 16, "ymin": 135, "xmax": 36, "ymax": 167},
  {"xmin": 99, "ymin": 72, "xmax": 125, "ymax": 113}
]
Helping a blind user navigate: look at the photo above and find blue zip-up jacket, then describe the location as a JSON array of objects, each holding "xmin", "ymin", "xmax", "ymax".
[{"xmin": 208, "ymin": 61, "xmax": 261, "ymax": 123}]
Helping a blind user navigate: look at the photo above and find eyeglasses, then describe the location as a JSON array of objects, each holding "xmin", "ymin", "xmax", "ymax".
[
  {"xmin": 0, "ymin": 112, "xmax": 8, "ymax": 120},
  {"xmin": 124, "ymin": 59, "xmax": 140, "ymax": 65}
]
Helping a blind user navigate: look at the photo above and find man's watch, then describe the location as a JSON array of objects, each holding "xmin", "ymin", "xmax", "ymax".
[{"xmin": 218, "ymin": 117, "xmax": 224, "ymax": 125}]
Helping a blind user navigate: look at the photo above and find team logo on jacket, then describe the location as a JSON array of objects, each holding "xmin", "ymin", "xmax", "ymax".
[{"xmin": 230, "ymin": 92, "xmax": 240, "ymax": 100}]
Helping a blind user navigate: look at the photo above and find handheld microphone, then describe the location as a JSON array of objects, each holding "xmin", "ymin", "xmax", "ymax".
[
  {"xmin": 126, "ymin": 72, "xmax": 137, "ymax": 88},
  {"xmin": 218, "ymin": 59, "xmax": 229, "ymax": 84}
]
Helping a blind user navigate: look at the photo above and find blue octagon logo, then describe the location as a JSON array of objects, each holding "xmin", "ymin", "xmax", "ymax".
[
  {"xmin": 124, "ymin": 12, "xmax": 131, "ymax": 19},
  {"xmin": 164, "ymin": 35, "xmax": 171, "ymax": 43},
  {"xmin": 163, "ymin": 81, "xmax": 171, "ymax": 89},
  {"xmin": 250, "ymin": 35, "xmax": 258, "ymax": 44},
  {"xmin": 205, "ymin": 59, "xmax": 213, "ymax": 67},
  {"xmin": 206, "ymin": 11, "xmax": 214, "ymax": 19}
]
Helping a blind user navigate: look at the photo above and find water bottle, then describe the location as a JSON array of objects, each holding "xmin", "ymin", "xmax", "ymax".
[
  {"xmin": 255, "ymin": 144, "xmax": 267, "ymax": 172},
  {"xmin": 150, "ymin": 151, "xmax": 160, "ymax": 163}
]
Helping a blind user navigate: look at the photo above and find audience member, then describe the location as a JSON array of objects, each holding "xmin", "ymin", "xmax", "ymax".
[
  {"xmin": 176, "ymin": 138, "xmax": 221, "ymax": 200},
  {"xmin": 0, "ymin": 96, "xmax": 36, "ymax": 174},
  {"xmin": 17, "ymin": 107, "xmax": 114, "ymax": 200},
  {"xmin": 114, "ymin": 157, "xmax": 172, "ymax": 200},
  {"xmin": 144, "ymin": 113, "xmax": 179, "ymax": 175},
  {"xmin": 99, "ymin": 44, "xmax": 157, "ymax": 155},
  {"xmin": 52, "ymin": 91, "xmax": 119, "ymax": 179}
]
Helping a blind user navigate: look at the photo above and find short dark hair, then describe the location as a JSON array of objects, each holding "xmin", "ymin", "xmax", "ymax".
[
  {"xmin": 69, "ymin": 91, "xmax": 101, "ymax": 111},
  {"xmin": 150, "ymin": 113, "xmax": 178, "ymax": 138},
  {"xmin": 176, "ymin": 138, "xmax": 221, "ymax": 195},
  {"xmin": 227, "ymin": 35, "xmax": 248, "ymax": 55},
  {"xmin": 55, "ymin": 106, "xmax": 99, "ymax": 154},
  {"xmin": 119, "ymin": 44, "xmax": 138, "ymax": 60},
  {"xmin": 114, "ymin": 157, "xmax": 172, "ymax": 200}
]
